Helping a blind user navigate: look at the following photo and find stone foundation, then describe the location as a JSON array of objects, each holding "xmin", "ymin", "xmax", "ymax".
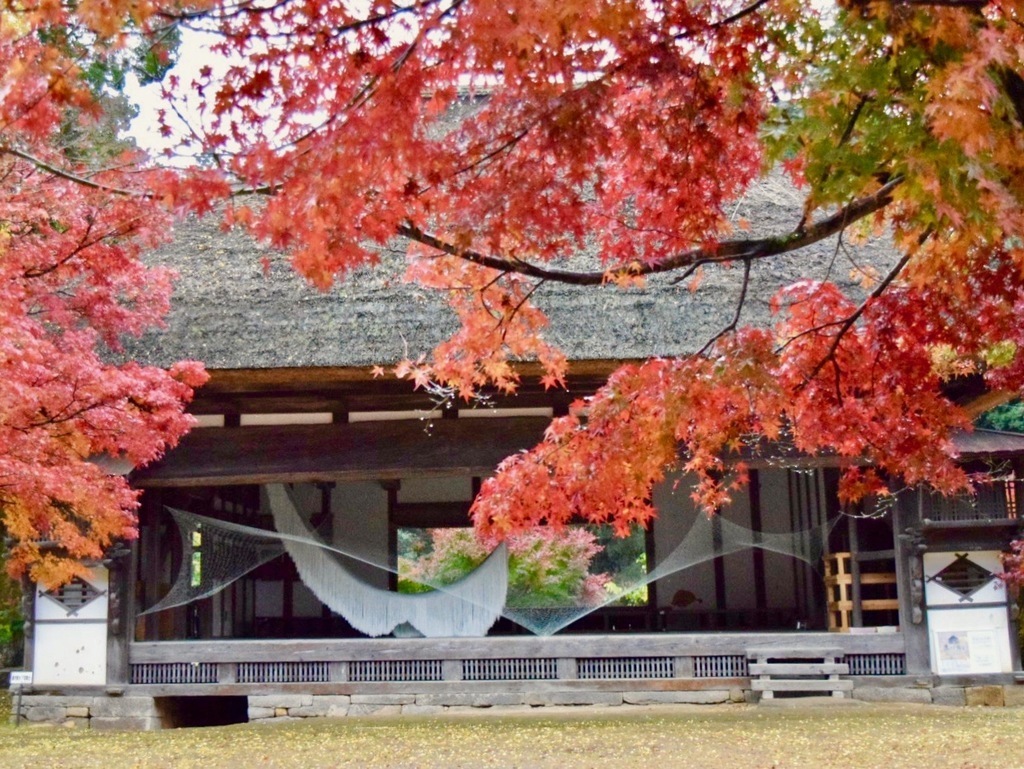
[
  {"xmin": 244, "ymin": 689, "xmax": 745, "ymax": 721},
  {"xmin": 11, "ymin": 695, "xmax": 163, "ymax": 730},
  {"xmin": 12, "ymin": 681, "xmax": 1024, "ymax": 728}
]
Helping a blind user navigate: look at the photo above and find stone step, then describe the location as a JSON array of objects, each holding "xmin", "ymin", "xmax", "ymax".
[
  {"xmin": 746, "ymin": 648, "xmax": 844, "ymax": 659},
  {"xmin": 752, "ymin": 679, "xmax": 854, "ymax": 692},
  {"xmin": 749, "ymin": 663, "xmax": 850, "ymax": 676}
]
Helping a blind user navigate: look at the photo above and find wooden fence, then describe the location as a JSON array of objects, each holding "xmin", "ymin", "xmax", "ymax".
[{"xmin": 126, "ymin": 632, "xmax": 907, "ymax": 696}]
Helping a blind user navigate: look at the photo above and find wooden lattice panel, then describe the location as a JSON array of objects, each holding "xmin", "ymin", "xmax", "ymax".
[
  {"xmin": 462, "ymin": 658, "xmax": 558, "ymax": 681},
  {"xmin": 845, "ymin": 653, "xmax": 906, "ymax": 676},
  {"xmin": 130, "ymin": 662, "xmax": 219, "ymax": 685},
  {"xmin": 348, "ymin": 659, "xmax": 443, "ymax": 682},
  {"xmin": 236, "ymin": 661, "xmax": 330, "ymax": 683},
  {"xmin": 693, "ymin": 655, "xmax": 749, "ymax": 678},
  {"xmin": 576, "ymin": 657, "xmax": 674, "ymax": 680}
]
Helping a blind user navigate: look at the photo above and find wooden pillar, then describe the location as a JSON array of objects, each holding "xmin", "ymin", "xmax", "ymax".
[
  {"xmin": 19, "ymin": 575, "xmax": 34, "ymax": 674},
  {"xmin": 138, "ymin": 489, "xmax": 163, "ymax": 641},
  {"xmin": 138, "ymin": 508, "xmax": 151, "ymax": 642},
  {"xmin": 893, "ymin": 488, "xmax": 930, "ymax": 675},
  {"xmin": 787, "ymin": 471, "xmax": 803, "ymax": 619},
  {"xmin": 645, "ymin": 524, "xmax": 658, "ymax": 619},
  {"xmin": 712, "ymin": 516, "xmax": 727, "ymax": 615},
  {"xmin": 748, "ymin": 470, "xmax": 767, "ymax": 611},
  {"xmin": 847, "ymin": 516, "xmax": 863, "ymax": 628},
  {"xmin": 105, "ymin": 541, "xmax": 132, "ymax": 690},
  {"xmin": 383, "ymin": 480, "xmax": 400, "ymax": 591},
  {"xmin": 318, "ymin": 483, "xmax": 334, "ymax": 627}
]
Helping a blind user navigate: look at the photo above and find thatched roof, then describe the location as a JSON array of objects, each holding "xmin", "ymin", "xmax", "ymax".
[{"xmin": 124, "ymin": 176, "xmax": 897, "ymax": 371}]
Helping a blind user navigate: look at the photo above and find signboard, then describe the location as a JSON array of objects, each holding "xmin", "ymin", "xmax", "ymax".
[
  {"xmin": 9, "ymin": 671, "xmax": 32, "ymax": 686},
  {"xmin": 931, "ymin": 616, "xmax": 1009, "ymax": 675}
]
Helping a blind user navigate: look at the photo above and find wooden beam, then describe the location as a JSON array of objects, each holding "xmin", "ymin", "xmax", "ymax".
[
  {"xmin": 198, "ymin": 361, "xmax": 632, "ymax": 395},
  {"xmin": 391, "ymin": 502, "xmax": 474, "ymax": 528},
  {"xmin": 132, "ymin": 417, "xmax": 550, "ymax": 488},
  {"xmin": 128, "ymin": 630, "xmax": 905, "ymax": 664}
]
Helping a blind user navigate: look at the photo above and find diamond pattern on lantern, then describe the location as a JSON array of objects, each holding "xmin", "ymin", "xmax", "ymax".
[
  {"xmin": 929, "ymin": 554, "xmax": 995, "ymax": 601},
  {"xmin": 39, "ymin": 577, "xmax": 105, "ymax": 615}
]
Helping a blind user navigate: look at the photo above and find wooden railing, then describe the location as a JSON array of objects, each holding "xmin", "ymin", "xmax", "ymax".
[
  {"xmin": 925, "ymin": 480, "xmax": 1022, "ymax": 523},
  {"xmin": 126, "ymin": 632, "xmax": 907, "ymax": 695}
]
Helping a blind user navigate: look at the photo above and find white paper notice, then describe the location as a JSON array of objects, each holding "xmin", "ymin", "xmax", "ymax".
[{"xmin": 967, "ymin": 630, "xmax": 1000, "ymax": 673}]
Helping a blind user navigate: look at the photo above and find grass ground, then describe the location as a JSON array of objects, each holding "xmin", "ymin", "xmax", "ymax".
[{"xmin": 0, "ymin": 700, "xmax": 1023, "ymax": 769}]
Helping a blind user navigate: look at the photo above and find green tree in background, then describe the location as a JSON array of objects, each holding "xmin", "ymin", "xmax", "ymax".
[
  {"xmin": 0, "ymin": 538, "xmax": 23, "ymax": 669},
  {"xmin": 398, "ymin": 526, "xmax": 647, "ymax": 608},
  {"xmin": 978, "ymin": 402, "xmax": 1024, "ymax": 434}
]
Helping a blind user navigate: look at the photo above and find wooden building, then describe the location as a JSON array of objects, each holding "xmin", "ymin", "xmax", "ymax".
[{"xmin": 15, "ymin": 188, "xmax": 1024, "ymax": 727}]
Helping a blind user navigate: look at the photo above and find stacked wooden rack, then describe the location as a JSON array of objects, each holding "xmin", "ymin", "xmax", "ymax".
[{"xmin": 824, "ymin": 551, "xmax": 899, "ymax": 631}]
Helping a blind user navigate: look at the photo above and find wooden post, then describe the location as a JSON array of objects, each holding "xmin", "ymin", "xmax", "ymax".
[
  {"xmin": 711, "ymin": 516, "xmax": 727, "ymax": 614},
  {"xmin": 329, "ymin": 661, "xmax": 348, "ymax": 682},
  {"xmin": 383, "ymin": 480, "xmax": 400, "ymax": 592},
  {"xmin": 105, "ymin": 542, "xmax": 132, "ymax": 690},
  {"xmin": 442, "ymin": 659, "xmax": 463, "ymax": 681},
  {"xmin": 18, "ymin": 575, "xmax": 34, "ymax": 675},
  {"xmin": 556, "ymin": 657, "xmax": 578, "ymax": 680},
  {"xmin": 218, "ymin": 662, "xmax": 237, "ymax": 684},
  {"xmin": 824, "ymin": 553, "xmax": 851, "ymax": 631},
  {"xmin": 847, "ymin": 516, "xmax": 863, "ymax": 627},
  {"xmin": 674, "ymin": 656, "xmax": 695, "ymax": 678},
  {"xmin": 139, "ymin": 489, "xmax": 163, "ymax": 641},
  {"xmin": 893, "ymin": 489, "xmax": 930, "ymax": 675},
  {"xmin": 645, "ymin": 525, "xmax": 658, "ymax": 622},
  {"xmin": 749, "ymin": 470, "xmax": 768, "ymax": 612}
]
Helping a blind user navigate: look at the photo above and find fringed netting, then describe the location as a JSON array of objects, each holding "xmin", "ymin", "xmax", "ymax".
[
  {"xmin": 143, "ymin": 484, "xmax": 836, "ymax": 637},
  {"xmin": 503, "ymin": 512, "xmax": 838, "ymax": 635},
  {"xmin": 141, "ymin": 508, "xmax": 286, "ymax": 616},
  {"xmin": 266, "ymin": 484, "xmax": 508, "ymax": 637}
]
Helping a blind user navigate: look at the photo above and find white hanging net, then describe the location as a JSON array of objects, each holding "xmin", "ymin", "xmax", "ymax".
[
  {"xmin": 144, "ymin": 483, "xmax": 836, "ymax": 637},
  {"xmin": 266, "ymin": 484, "xmax": 508, "ymax": 637}
]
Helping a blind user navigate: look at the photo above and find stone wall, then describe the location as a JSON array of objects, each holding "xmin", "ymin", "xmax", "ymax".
[
  {"xmin": 245, "ymin": 688, "xmax": 747, "ymax": 721},
  {"xmin": 12, "ymin": 695, "xmax": 163, "ymax": 730},
  {"xmin": 11, "ymin": 681, "xmax": 1024, "ymax": 729}
]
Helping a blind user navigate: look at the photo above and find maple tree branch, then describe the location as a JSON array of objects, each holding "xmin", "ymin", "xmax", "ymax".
[
  {"xmin": 23, "ymin": 220, "xmax": 98, "ymax": 279},
  {"xmin": 237, "ymin": 1, "xmax": 464, "ymax": 160},
  {"xmin": 475, "ymin": 270, "xmax": 507, "ymax": 321},
  {"xmin": 697, "ymin": 258, "xmax": 752, "ymax": 356},
  {"xmin": 399, "ymin": 176, "xmax": 904, "ymax": 286},
  {"xmin": 0, "ymin": 55, "xmax": 83, "ymax": 137},
  {"xmin": 798, "ymin": 246, "xmax": 917, "ymax": 387},
  {"xmin": 839, "ymin": 94, "xmax": 871, "ymax": 148},
  {"xmin": 668, "ymin": 262, "xmax": 706, "ymax": 286},
  {"xmin": 890, "ymin": 0, "xmax": 988, "ymax": 5},
  {"xmin": 165, "ymin": 0, "xmax": 448, "ymax": 40},
  {"xmin": 448, "ymin": 126, "xmax": 534, "ymax": 182},
  {"xmin": 0, "ymin": 146, "xmax": 143, "ymax": 197},
  {"xmin": 773, "ymin": 225, "xmax": 932, "ymax": 360},
  {"xmin": 501, "ymin": 280, "xmax": 543, "ymax": 339},
  {"xmin": 710, "ymin": 0, "xmax": 773, "ymax": 29},
  {"xmin": 22, "ymin": 217, "xmax": 144, "ymax": 281}
]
